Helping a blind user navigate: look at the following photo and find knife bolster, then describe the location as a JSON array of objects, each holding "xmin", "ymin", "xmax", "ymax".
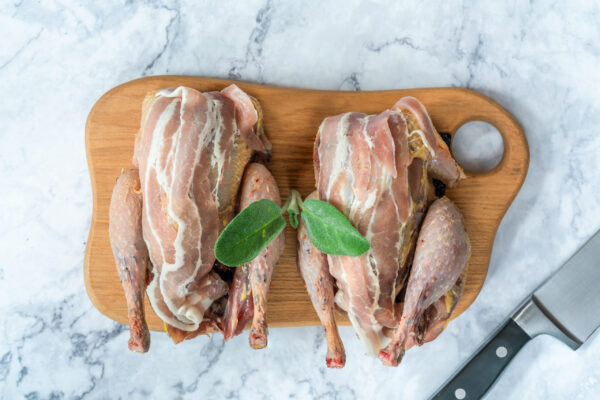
[{"xmin": 513, "ymin": 298, "xmax": 579, "ymax": 349}]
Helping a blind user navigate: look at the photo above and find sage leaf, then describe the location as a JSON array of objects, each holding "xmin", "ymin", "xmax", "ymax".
[
  {"xmin": 215, "ymin": 199, "xmax": 286, "ymax": 266},
  {"xmin": 301, "ymin": 199, "xmax": 370, "ymax": 256}
]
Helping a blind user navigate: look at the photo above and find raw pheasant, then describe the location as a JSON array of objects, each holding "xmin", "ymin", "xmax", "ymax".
[
  {"xmin": 303, "ymin": 96, "xmax": 469, "ymax": 364},
  {"xmin": 109, "ymin": 85, "xmax": 281, "ymax": 350}
]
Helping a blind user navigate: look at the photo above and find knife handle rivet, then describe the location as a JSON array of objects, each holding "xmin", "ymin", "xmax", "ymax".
[
  {"xmin": 495, "ymin": 346, "xmax": 508, "ymax": 358},
  {"xmin": 454, "ymin": 388, "xmax": 466, "ymax": 399}
]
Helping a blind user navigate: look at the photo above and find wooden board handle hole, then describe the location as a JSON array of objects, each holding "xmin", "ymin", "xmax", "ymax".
[{"xmin": 451, "ymin": 121, "xmax": 504, "ymax": 174}]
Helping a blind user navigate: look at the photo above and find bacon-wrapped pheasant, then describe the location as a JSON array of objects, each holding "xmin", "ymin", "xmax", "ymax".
[
  {"xmin": 298, "ymin": 97, "xmax": 470, "ymax": 366},
  {"xmin": 108, "ymin": 85, "xmax": 284, "ymax": 351}
]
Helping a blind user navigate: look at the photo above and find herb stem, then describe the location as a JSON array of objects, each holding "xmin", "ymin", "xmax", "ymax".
[
  {"xmin": 289, "ymin": 190, "xmax": 303, "ymax": 210},
  {"xmin": 282, "ymin": 189, "xmax": 303, "ymax": 229}
]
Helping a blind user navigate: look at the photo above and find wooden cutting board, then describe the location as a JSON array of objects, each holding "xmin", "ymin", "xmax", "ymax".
[{"xmin": 84, "ymin": 76, "xmax": 528, "ymax": 331}]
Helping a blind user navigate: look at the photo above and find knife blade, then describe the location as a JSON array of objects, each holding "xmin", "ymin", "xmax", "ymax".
[
  {"xmin": 432, "ymin": 229, "xmax": 600, "ymax": 400},
  {"xmin": 532, "ymin": 230, "xmax": 600, "ymax": 345}
]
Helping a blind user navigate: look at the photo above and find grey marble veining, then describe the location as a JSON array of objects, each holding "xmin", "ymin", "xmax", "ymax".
[{"xmin": 1, "ymin": 0, "xmax": 600, "ymax": 399}]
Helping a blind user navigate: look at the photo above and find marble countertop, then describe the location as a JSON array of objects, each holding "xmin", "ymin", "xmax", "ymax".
[{"xmin": 2, "ymin": 1, "xmax": 600, "ymax": 399}]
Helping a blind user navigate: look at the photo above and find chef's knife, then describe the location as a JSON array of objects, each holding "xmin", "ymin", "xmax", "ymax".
[{"xmin": 432, "ymin": 229, "xmax": 600, "ymax": 400}]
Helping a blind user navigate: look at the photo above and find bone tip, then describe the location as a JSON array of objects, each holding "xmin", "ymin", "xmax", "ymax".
[
  {"xmin": 128, "ymin": 333, "xmax": 150, "ymax": 353},
  {"xmin": 378, "ymin": 349, "xmax": 400, "ymax": 367},
  {"xmin": 326, "ymin": 354, "xmax": 346, "ymax": 369},
  {"xmin": 249, "ymin": 332, "xmax": 268, "ymax": 349}
]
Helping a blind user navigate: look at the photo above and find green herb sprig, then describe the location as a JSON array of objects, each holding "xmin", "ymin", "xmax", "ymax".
[{"xmin": 214, "ymin": 190, "xmax": 370, "ymax": 266}]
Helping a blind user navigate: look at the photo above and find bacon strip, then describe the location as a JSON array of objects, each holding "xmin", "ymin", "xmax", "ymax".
[{"xmin": 393, "ymin": 97, "xmax": 465, "ymax": 186}]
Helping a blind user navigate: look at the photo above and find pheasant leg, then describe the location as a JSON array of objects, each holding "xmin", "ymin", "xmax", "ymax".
[
  {"xmin": 109, "ymin": 169, "xmax": 151, "ymax": 353},
  {"xmin": 297, "ymin": 192, "xmax": 346, "ymax": 368},
  {"xmin": 239, "ymin": 163, "xmax": 286, "ymax": 349},
  {"xmin": 223, "ymin": 264, "xmax": 254, "ymax": 340},
  {"xmin": 379, "ymin": 197, "xmax": 470, "ymax": 366}
]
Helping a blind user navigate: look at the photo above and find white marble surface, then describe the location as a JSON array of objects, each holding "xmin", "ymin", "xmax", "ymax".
[{"xmin": 2, "ymin": 1, "xmax": 600, "ymax": 399}]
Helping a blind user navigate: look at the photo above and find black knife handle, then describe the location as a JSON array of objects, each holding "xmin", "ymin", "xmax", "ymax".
[{"xmin": 431, "ymin": 319, "xmax": 531, "ymax": 400}]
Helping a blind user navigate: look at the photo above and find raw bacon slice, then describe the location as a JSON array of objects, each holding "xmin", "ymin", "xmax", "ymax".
[{"xmin": 393, "ymin": 97, "xmax": 464, "ymax": 187}]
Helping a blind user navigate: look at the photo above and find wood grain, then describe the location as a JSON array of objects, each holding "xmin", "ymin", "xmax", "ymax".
[{"xmin": 84, "ymin": 76, "xmax": 529, "ymax": 332}]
